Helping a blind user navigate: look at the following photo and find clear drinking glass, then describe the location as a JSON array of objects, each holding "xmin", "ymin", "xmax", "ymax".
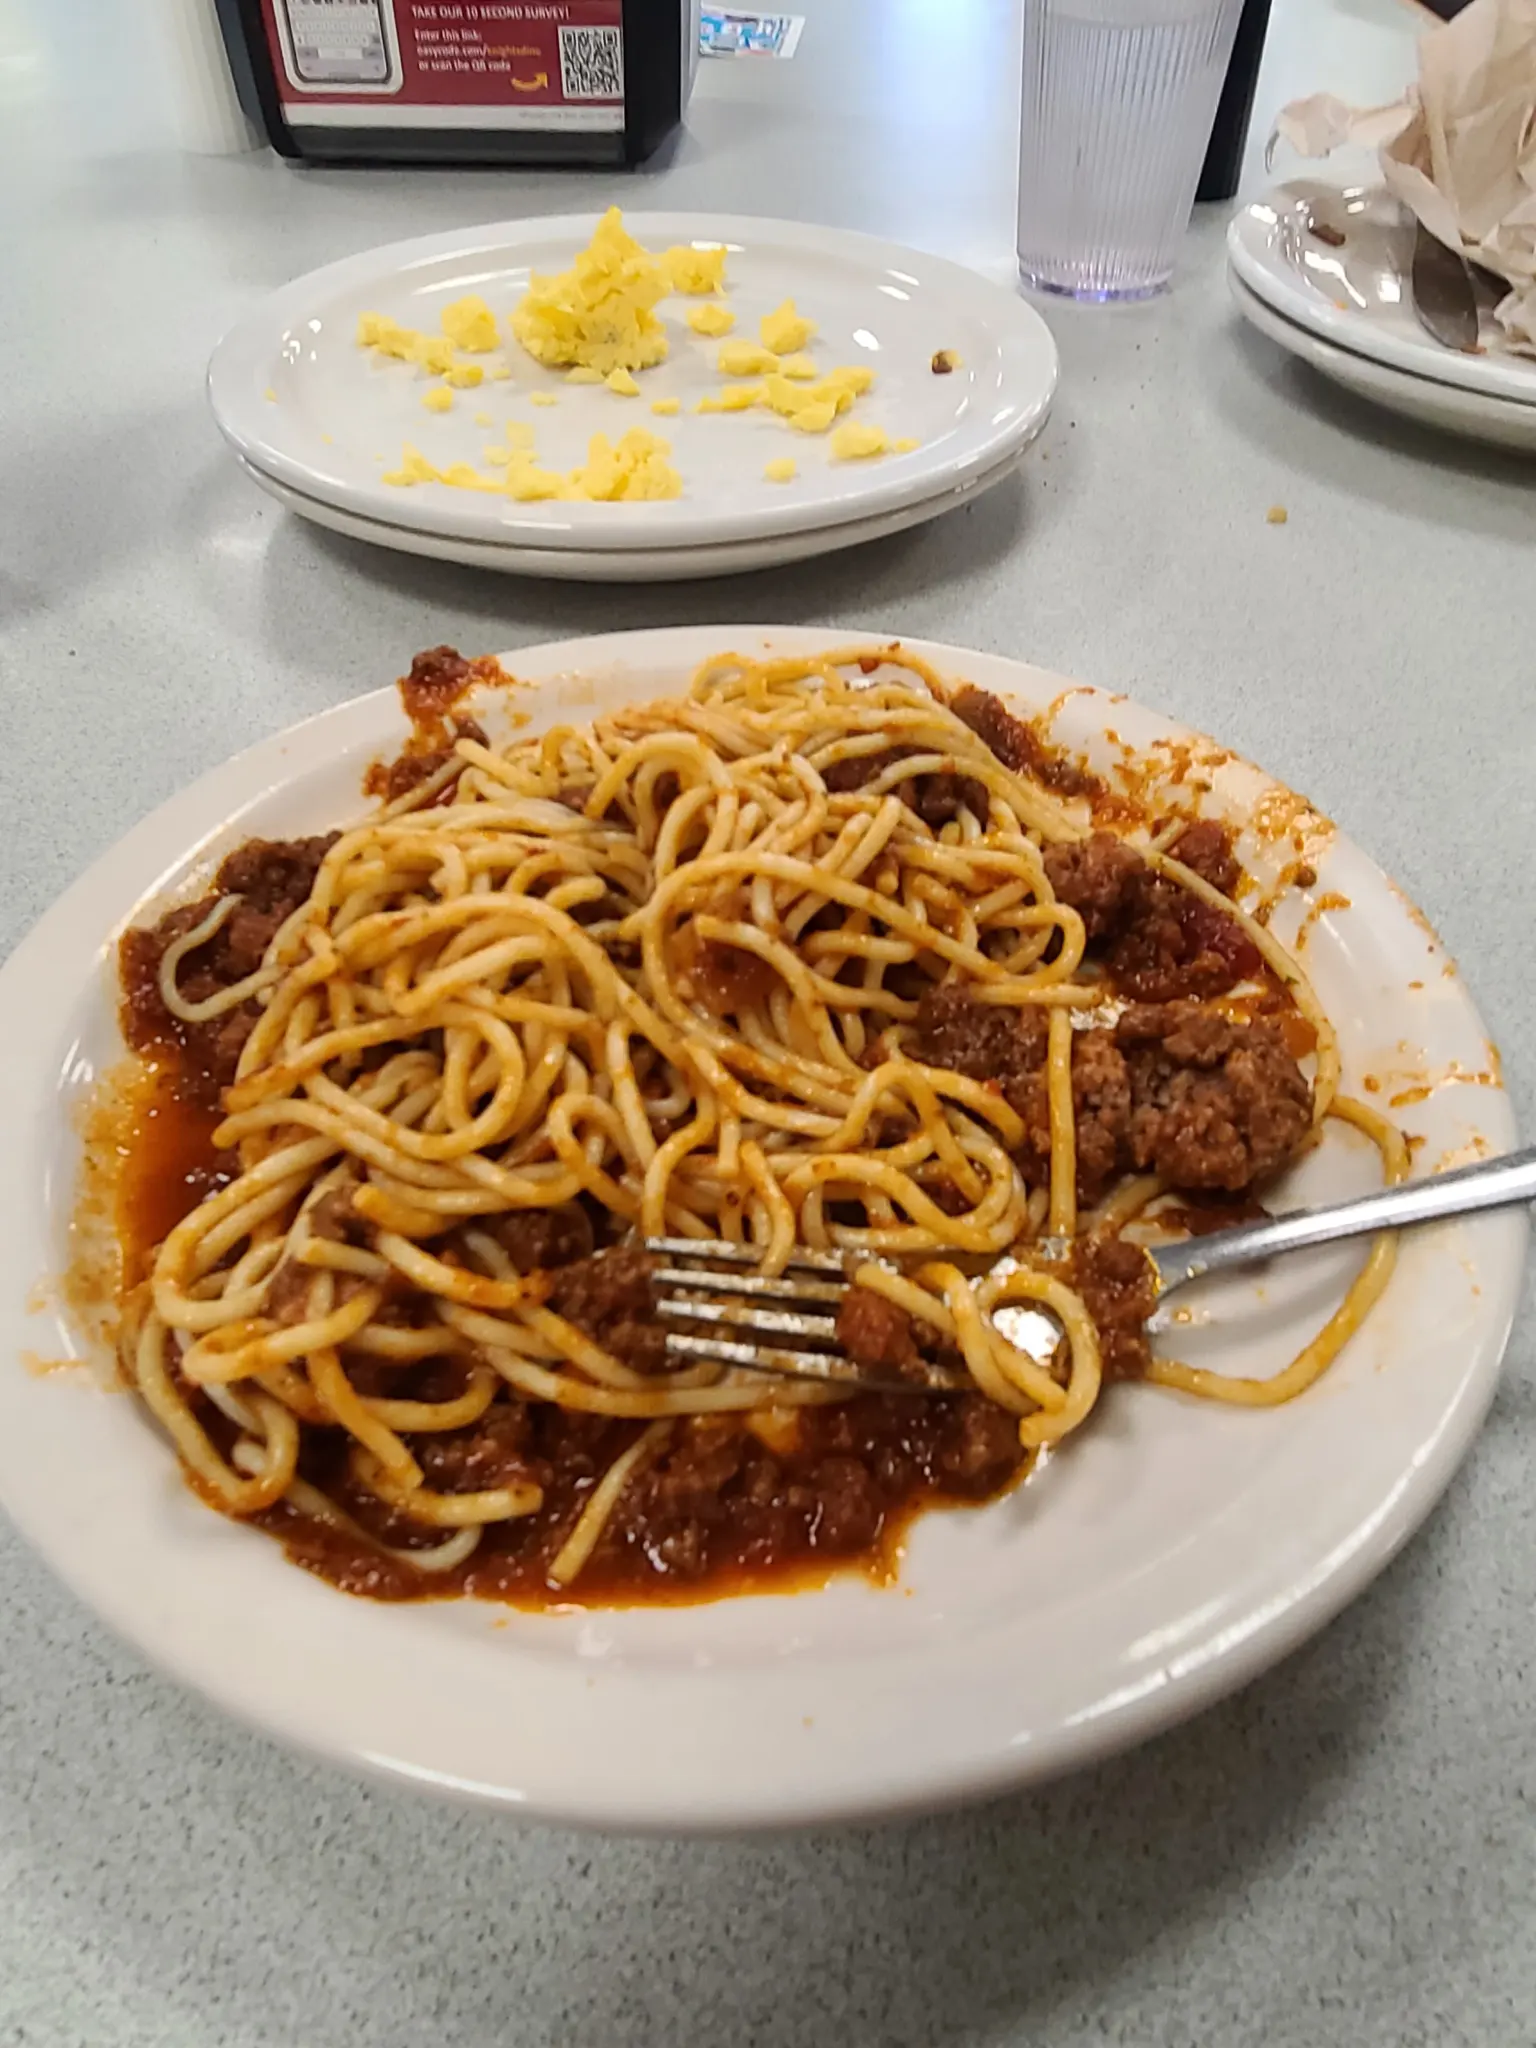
[{"xmin": 1017, "ymin": 0, "xmax": 1243, "ymax": 301}]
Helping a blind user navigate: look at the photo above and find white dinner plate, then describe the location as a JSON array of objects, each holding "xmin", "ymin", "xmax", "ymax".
[
  {"xmin": 207, "ymin": 213, "xmax": 1059, "ymax": 553},
  {"xmin": 1229, "ymin": 181, "xmax": 1536, "ymax": 408},
  {"xmin": 0, "ymin": 627, "xmax": 1521, "ymax": 1833},
  {"xmin": 1228, "ymin": 272, "xmax": 1536, "ymax": 456},
  {"xmin": 234, "ymin": 437, "xmax": 1034, "ymax": 581}
]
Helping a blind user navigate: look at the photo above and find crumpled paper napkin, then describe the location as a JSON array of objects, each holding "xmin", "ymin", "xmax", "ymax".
[{"xmin": 1272, "ymin": 0, "xmax": 1536, "ymax": 354}]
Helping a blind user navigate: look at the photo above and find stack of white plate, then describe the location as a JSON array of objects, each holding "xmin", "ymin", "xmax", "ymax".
[
  {"xmin": 208, "ymin": 214, "xmax": 1060, "ymax": 582},
  {"xmin": 1227, "ymin": 182, "xmax": 1536, "ymax": 455}
]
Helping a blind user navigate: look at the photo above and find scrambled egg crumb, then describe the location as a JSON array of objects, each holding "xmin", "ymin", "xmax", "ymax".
[
  {"xmin": 698, "ymin": 383, "xmax": 766, "ymax": 413},
  {"xmin": 383, "ymin": 444, "xmax": 490, "ymax": 490},
  {"xmin": 572, "ymin": 429, "xmax": 681, "ymax": 500},
  {"xmin": 512, "ymin": 207, "xmax": 671, "ymax": 375},
  {"xmin": 689, "ymin": 362, "xmax": 880, "ymax": 436},
  {"xmin": 441, "ymin": 295, "xmax": 498, "ymax": 352},
  {"xmin": 777, "ymin": 352, "xmax": 819, "ymax": 381},
  {"xmin": 787, "ymin": 400, "xmax": 838, "ymax": 433},
  {"xmin": 829, "ymin": 421, "xmax": 890, "ymax": 460},
  {"xmin": 566, "ymin": 366, "xmax": 605, "ymax": 384},
  {"xmin": 605, "ymin": 367, "xmax": 641, "ymax": 397},
  {"xmin": 663, "ymin": 244, "xmax": 728, "ymax": 295},
  {"xmin": 382, "ymin": 426, "xmax": 681, "ymax": 502},
  {"xmin": 763, "ymin": 366, "xmax": 872, "ymax": 432},
  {"xmin": 719, "ymin": 341, "xmax": 781, "ymax": 377},
  {"xmin": 761, "ymin": 299, "xmax": 816, "ymax": 354},
  {"xmin": 357, "ymin": 310, "xmax": 490, "ymax": 382},
  {"xmin": 422, "ymin": 386, "xmax": 454, "ymax": 413},
  {"xmin": 359, "ymin": 314, "xmax": 454, "ymax": 375},
  {"xmin": 894, "ymin": 437, "xmax": 919, "ymax": 453},
  {"xmin": 503, "ymin": 453, "xmax": 567, "ymax": 502},
  {"xmin": 651, "ymin": 397, "xmax": 681, "ymax": 416},
  {"xmin": 489, "ymin": 365, "xmax": 511, "ymax": 381},
  {"xmin": 687, "ymin": 303, "xmax": 735, "ymax": 339},
  {"xmin": 444, "ymin": 363, "xmax": 484, "ymax": 389},
  {"xmin": 529, "ymin": 391, "xmax": 558, "ymax": 407},
  {"xmin": 1267, "ymin": 504, "xmax": 1289, "ymax": 525},
  {"xmin": 764, "ymin": 458, "xmax": 798, "ymax": 482}
]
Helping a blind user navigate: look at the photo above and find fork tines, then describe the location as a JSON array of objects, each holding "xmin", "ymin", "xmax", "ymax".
[{"xmin": 644, "ymin": 1236, "xmax": 968, "ymax": 1396}]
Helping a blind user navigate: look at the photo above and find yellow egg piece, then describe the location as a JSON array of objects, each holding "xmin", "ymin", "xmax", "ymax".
[
  {"xmin": 566, "ymin": 366, "xmax": 605, "ymax": 384},
  {"xmin": 381, "ymin": 444, "xmax": 439, "ymax": 486},
  {"xmin": 698, "ymin": 382, "xmax": 765, "ymax": 414},
  {"xmin": 440, "ymin": 295, "xmax": 499, "ymax": 352},
  {"xmin": 512, "ymin": 207, "xmax": 671, "ymax": 375},
  {"xmin": 787, "ymin": 400, "xmax": 839, "ymax": 434},
  {"xmin": 606, "ymin": 367, "xmax": 641, "ymax": 397},
  {"xmin": 894, "ymin": 437, "xmax": 919, "ymax": 453},
  {"xmin": 651, "ymin": 397, "xmax": 681, "ymax": 416},
  {"xmin": 412, "ymin": 336, "xmax": 456, "ymax": 376},
  {"xmin": 569, "ymin": 428, "xmax": 682, "ymax": 502},
  {"xmin": 764, "ymin": 458, "xmax": 798, "ymax": 483},
  {"xmin": 829, "ymin": 421, "xmax": 891, "ymax": 460},
  {"xmin": 529, "ymin": 391, "xmax": 558, "ymax": 407},
  {"xmin": 687, "ymin": 303, "xmax": 735, "ymax": 339},
  {"xmin": 663, "ymin": 245, "xmax": 729, "ymax": 295},
  {"xmin": 444, "ymin": 362, "xmax": 484, "ymax": 389},
  {"xmin": 438, "ymin": 462, "xmax": 502, "ymax": 492},
  {"xmin": 504, "ymin": 453, "xmax": 569, "ymax": 502},
  {"xmin": 719, "ymin": 341, "xmax": 780, "ymax": 378},
  {"xmin": 381, "ymin": 421, "xmax": 681, "ymax": 504},
  {"xmin": 421, "ymin": 386, "xmax": 454, "ymax": 413},
  {"xmin": 777, "ymin": 352, "xmax": 819, "ymax": 381},
  {"xmin": 826, "ymin": 364, "xmax": 875, "ymax": 399},
  {"xmin": 761, "ymin": 299, "xmax": 816, "ymax": 355}
]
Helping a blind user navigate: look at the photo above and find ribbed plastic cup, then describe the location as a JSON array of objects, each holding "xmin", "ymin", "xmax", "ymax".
[{"xmin": 1017, "ymin": 0, "xmax": 1243, "ymax": 302}]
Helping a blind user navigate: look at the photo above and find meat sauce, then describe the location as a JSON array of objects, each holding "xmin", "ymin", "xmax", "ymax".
[
  {"xmin": 105, "ymin": 672, "xmax": 1316, "ymax": 1608},
  {"xmin": 119, "ymin": 1065, "xmax": 1030, "ymax": 1606}
]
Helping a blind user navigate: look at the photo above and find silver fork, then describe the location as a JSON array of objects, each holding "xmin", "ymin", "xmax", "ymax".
[{"xmin": 646, "ymin": 1144, "xmax": 1536, "ymax": 1394}]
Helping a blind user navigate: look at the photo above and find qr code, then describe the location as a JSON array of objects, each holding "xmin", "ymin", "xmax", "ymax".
[{"xmin": 558, "ymin": 25, "xmax": 624, "ymax": 99}]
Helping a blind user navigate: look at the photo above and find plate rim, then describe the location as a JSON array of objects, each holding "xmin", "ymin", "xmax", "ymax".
[
  {"xmin": 1228, "ymin": 189, "xmax": 1536, "ymax": 410},
  {"xmin": 0, "ymin": 624, "xmax": 1522, "ymax": 1832},
  {"xmin": 231, "ymin": 437, "xmax": 1034, "ymax": 579},
  {"xmin": 1227, "ymin": 270, "xmax": 1536, "ymax": 453},
  {"xmin": 206, "ymin": 209, "xmax": 1059, "ymax": 553}
]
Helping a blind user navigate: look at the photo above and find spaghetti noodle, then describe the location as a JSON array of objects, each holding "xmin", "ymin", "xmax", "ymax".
[{"xmin": 107, "ymin": 645, "xmax": 1406, "ymax": 1602}]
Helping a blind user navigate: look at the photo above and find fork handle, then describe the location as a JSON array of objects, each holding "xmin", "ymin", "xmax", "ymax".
[{"xmin": 1151, "ymin": 1144, "xmax": 1536, "ymax": 1296}]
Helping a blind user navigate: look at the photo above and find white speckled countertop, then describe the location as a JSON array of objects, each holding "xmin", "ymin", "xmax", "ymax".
[{"xmin": 3, "ymin": 0, "xmax": 1534, "ymax": 2041}]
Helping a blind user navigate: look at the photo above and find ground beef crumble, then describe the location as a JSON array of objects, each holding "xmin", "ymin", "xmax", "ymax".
[
  {"xmin": 119, "ymin": 834, "xmax": 339, "ymax": 1100},
  {"xmin": 1041, "ymin": 832, "xmax": 1145, "ymax": 939},
  {"xmin": 822, "ymin": 745, "xmax": 989, "ymax": 830},
  {"xmin": 909, "ymin": 982, "xmax": 1309, "ymax": 1199},
  {"xmin": 548, "ymin": 1246, "xmax": 667, "ymax": 1374},
  {"xmin": 484, "ymin": 1205, "xmax": 596, "ymax": 1274},
  {"xmin": 950, "ymin": 686, "xmax": 1101, "ymax": 798},
  {"xmin": 1116, "ymin": 1001, "xmax": 1312, "ymax": 1190},
  {"xmin": 413, "ymin": 1406, "xmax": 538, "ymax": 1495},
  {"xmin": 836, "ymin": 1286, "xmax": 921, "ymax": 1375},
  {"xmin": 1073, "ymin": 1236, "xmax": 1159, "ymax": 1380},
  {"xmin": 1167, "ymin": 819, "xmax": 1241, "ymax": 897}
]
